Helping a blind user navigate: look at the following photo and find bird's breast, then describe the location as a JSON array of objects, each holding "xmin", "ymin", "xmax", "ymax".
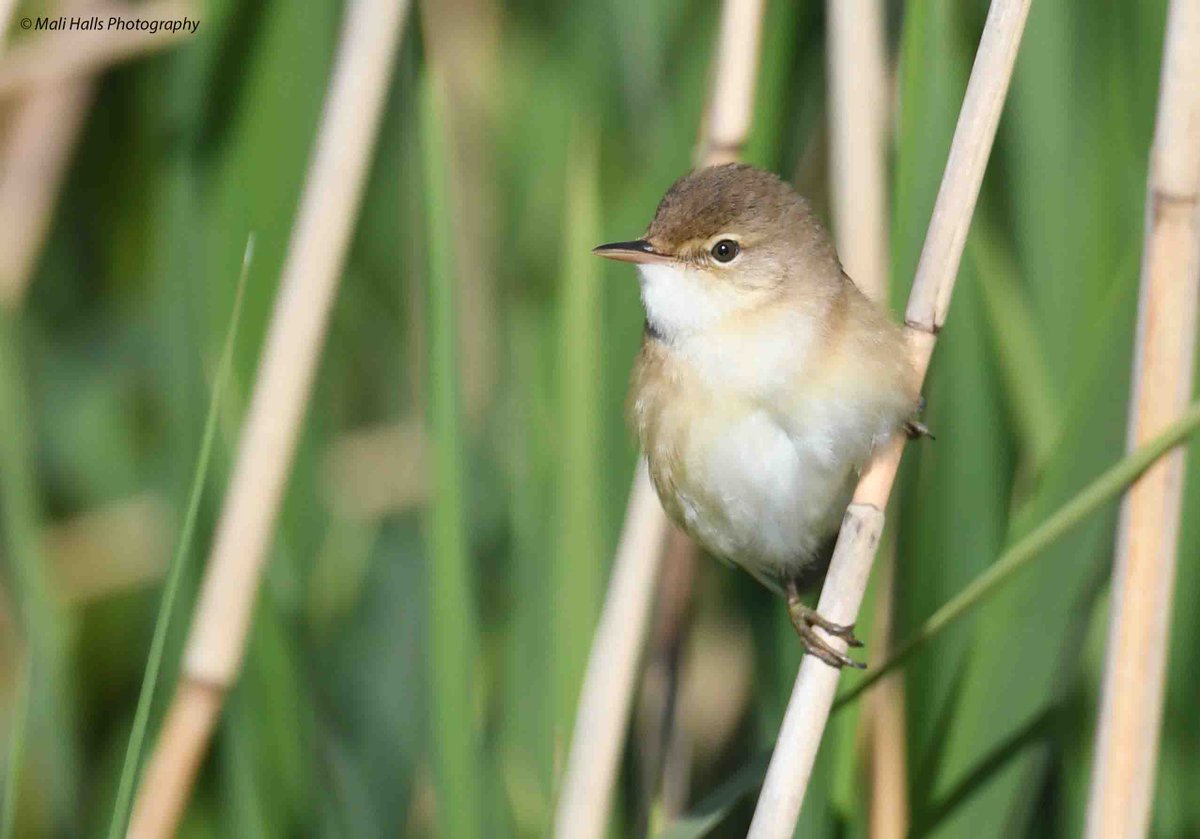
[
  {"xmin": 628, "ymin": 279, "xmax": 917, "ymax": 588},
  {"xmin": 631, "ymin": 342, "xmax": 856, "ymax": 584}
]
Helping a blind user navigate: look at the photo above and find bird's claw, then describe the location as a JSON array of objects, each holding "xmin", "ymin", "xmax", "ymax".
[
  {"xmin": 905, "ymin": 396, "xmax": 934, "ymax": 440},
  {"xmin": 905, "ymin": 419, "xmax": 934, "ymax": 440},
  {"xmin": 787, "ymin": 599, "xmax": 865, "ymax": 670}
]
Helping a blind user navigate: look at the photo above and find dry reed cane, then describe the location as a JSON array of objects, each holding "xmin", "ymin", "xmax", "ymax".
[
  {"xmin": 863, "ymin": 543, "xmax": 908, "ymax": 838},
  {"xmin": 0, "ymin": 0, "xmax": 19, "ymax": 45},
  {"xmin": 695, "ymin": 0, "xmax": 765, "ymax": 167},
  {"xmin": 0, "ymin": 1, "xmax": 196, "ymax": 96},
  {"xmin": 124, "ymin": 1, "xmax": 409, "ymax": 836},
  {"xmin": 825, "ymin": 3, "xmax": 908, "ymax": 835},
  {"xmin": 827, "ymin": 0, "xmax": 888, "ymax": 305},
  {"xmin": 1083, "ymin": 1, "xmax": 1200, "ymax": 835},
  {"xmin": 312, "ymin": 0, "xmax": 498, "ymax": 532},
  {"xmin": 417, "ymin": 0, "xmax": 500, "ymax": 422},
  {"xmin": 551, "ymin": 3, "xmax": 765, "ymax": 837},
  {"xmin": 0, "ymin": 0, "xmax": 101, "ymax": 309},
  {"xmin": 0, "ymin": 81, "xmax": 92, "ymax": 309},
  {"xmin": 0, "ymin": 0, "xmax": 197, "ymax": 310},
  {"xmin": 746, "ymin": 1, "xmax": 1032, "ymax": 836},
  {"xmin": 635, "ymin": 525, "xmax": 699, "ymax": 825}
]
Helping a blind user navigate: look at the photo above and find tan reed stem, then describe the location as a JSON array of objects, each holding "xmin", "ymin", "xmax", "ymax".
[
  {"xmin": 322, "ymin": 420, "xmax": 427, "ymax": 520},
  {"xmin": 125, "ymin": 1, "xmax": 409, "ymax": 836},
  {"xmin": 864, "ymin": 541, "xmax": 908, "ymax": 838},
  {"xmin": 0, "ymin": 0, "xmax": 18, "ymax": 45},
  {"xmin": 825, "ymin": 3, "xmax": 907, "ymax": 834},
  {"xmin": 417, "ymin": 0, "xmax": 500, "ymax": 423},
  {"xmin": 552, "ymin": 3, "xmax": 765, "ymax": 837},
  {"xmin": 634, "ymin": 0, "xmax": 768, "ymax": 812},
  {"xmin": 0, "ymin": 80, "xmax": 91, "ymax": 310},
  {"xmin": 635, "ymin": 525, "xmax": 698, "ymax": 823},
  {"xmin": 552, "ymin": 463, "xmax": 673, "ymax": 839},
  {"xmin": 0, "ymin": 1, "xmax": 196, "ymax": 97},
  {"xmin": 696, "ymin": 0, "xmax": 765, "ymax": 167},
  {"xmin": 1084, "ymin": 1, "xmax": 1200, "ymax": 835},
  {"xmin": 0, "ymin": 0, "xmax": 101, "ymax": 310},
  {"xmin": 49, "ymin": 494, "xmax": 169, "ymax": 603},
  {"xmin": 746, "ymin": 1, "xmax": 1032, "ymax": 835},
  {"xmin": 827, "ymin": 0, "xmax": 889, "ymax": 304}
]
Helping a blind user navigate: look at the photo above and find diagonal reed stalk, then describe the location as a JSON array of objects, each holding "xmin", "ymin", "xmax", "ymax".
[
  {"xmin": 746, "ymin": 1, "xmax": 1033, "ymax": 835},
  {"xmin": 420, "ymin": 66, "xmax": 485, "ymax": 839},
  {"xmin": 124, "ymin": 1, "xmax": 409, "ymax": 835},
  {"xmin": 0, "ymin": 85, "xmax": 91, "ymax": 307},
  {"xmin": 551, "ymin": 2, "xmax": 766, "ymax": 837},
  {"xmin": 1084, "ymin": 1, "xmax": 1200, "ymax": 835},
  {"xmin": 650, "ymin": 399, "xmax": 1200, "ymax": 839},
  {"xmin": 0, "ymin": 0, "xmax": 196, "ymax": 97},
  {"xmin": 825, "ymin": 3, "xmax": 905, "ymax": 836},
  {"xmin": 552, "ymin": 462, "xmax": 672, "ymax": 839},
  {"xmin": 835, "ymin": 399, "xmax": 1200, "ymax": 710},
  {"xmin": 0, "ymin": 0, "xmax": 96, "ymax": 309},
  {"xmin": 106, "ymin": 238, "xmax": 254, "ymax": 839}
]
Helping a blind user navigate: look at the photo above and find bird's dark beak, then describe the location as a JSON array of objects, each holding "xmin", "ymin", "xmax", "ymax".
[{"xmin": 592, "ymin": 239, "xmax": 673, "ymax": 265}]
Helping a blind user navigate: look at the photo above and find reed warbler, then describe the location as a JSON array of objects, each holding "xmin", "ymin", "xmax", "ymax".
[{"xmin": 595, "ymin": 163, "xmax": 925, "ymax": 668}]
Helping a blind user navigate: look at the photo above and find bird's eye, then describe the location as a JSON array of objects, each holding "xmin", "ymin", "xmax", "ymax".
[{"xmin": 711, "ymin": 239, "xmax": 739, "ymax": 263}]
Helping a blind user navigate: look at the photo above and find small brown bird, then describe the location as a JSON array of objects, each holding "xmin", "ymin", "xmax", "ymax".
[{"xmin": 595, "ymin": 164, "xmax": 922, "ymax": 668}]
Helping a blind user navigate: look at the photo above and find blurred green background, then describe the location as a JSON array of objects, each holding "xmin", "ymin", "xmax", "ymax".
[{"xmin": 1, "ymin": 0, "xmax": 1198, "ymax": 837}]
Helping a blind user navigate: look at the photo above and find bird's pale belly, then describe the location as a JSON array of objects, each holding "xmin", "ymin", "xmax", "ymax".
[{"xmin": 645, "ymin": 405, "xmax": 856, "ymax": 590}]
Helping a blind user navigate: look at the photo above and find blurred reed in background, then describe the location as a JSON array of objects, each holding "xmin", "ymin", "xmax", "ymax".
[{"xmin": 0, "ymin": 0, "xmax": 1197, "ymax": 837}]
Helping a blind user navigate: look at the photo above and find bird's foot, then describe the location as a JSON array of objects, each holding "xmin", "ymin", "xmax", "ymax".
[
  {"xmin": 786, "ymin": 597, "xmax": 865, "ymax": 670},
  {"xmin": 905, "ymin": 395, "xmax": 935, "ymax": 441},
  {"xmin": 905, "ymin": 419, "xmax": 934, "ymax": 440}
]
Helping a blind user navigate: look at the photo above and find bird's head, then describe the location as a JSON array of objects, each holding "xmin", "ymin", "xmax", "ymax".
[{"xmin": 594, "ymin": 163, "xmax": 839, "ymax": 342}]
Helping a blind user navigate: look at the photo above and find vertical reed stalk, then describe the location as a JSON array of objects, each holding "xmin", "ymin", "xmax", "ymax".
[
  {"xmin": 0, "ymin": 9, "xmax": 91, "ymax": 829},
  {"xmin": 1, "ymin": 654, "xmax": 31, "ymax": 839},
  {"xmin": 0, "ymin": 280, "xmax": 73, "ymax": 839},
  {"xmin": 827, "ymin": 0, "xmax": 889, "ymax": 305},
  {"xmin": 0, "ymin": 0, "xmax": 17, "ymax": 45},
  {"xmin": 421, "ymin": 67, "xmax": 485, "ymax": 839},
  {"xmin": 746, "ymin": 1, "xmax": 1032, "ymax": 835},
  {"xmin": 552, "ymin": 7, "xmax": 766, "ymax": 835},
  {"xmin": 125, "ymin": 2, "xmax": 409, "ymax": 836},
  {"xmin": 1084, "ymin": 1, "xmax": 1200, "ymax": 835},
  {"xmin": 417, "ymin": 0, "xmax": 500, "ymax": 420},
  {"xmin": 825, "ymin": 3, "xmax": 906, "ymax": 834},
  {"xmin": 696, "ymin": 0, "xmax": 765, "ymax": 167},
  {"xmin": 554, "ymin": 128, "xmax": 606, "ymax": 733}
]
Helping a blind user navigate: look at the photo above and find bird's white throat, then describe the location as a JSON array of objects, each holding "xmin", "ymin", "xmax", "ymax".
[
  {"xmin": 637, "ymin": 262, "xmax": 746, "ymax": 342},
  {"xmin": 637, "ymin": 261, "xmax": 820, "ymax": 399}
]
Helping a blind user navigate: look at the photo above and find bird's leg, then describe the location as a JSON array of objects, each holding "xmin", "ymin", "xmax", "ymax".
[
  {"xmin": 785, "ymin": 578, "xmax": 865, "ymax": 670},
  {"xmin": 905, "ymin": 395, "xmax": 935, "ymax": 441}
]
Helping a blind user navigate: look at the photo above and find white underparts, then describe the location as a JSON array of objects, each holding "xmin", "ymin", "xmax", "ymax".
[
  {"xmin": 637, "ymin": 262, "xmax": 744, "ymax": 341},
  {"xmin": 633, "ymin": 263, "xmax": 906, "ymax": 585}
]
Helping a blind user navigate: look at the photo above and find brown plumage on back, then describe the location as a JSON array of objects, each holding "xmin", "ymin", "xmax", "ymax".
[{"xmin": 596, "ymin": 164, "xmax": 920, "ymax": 668}]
